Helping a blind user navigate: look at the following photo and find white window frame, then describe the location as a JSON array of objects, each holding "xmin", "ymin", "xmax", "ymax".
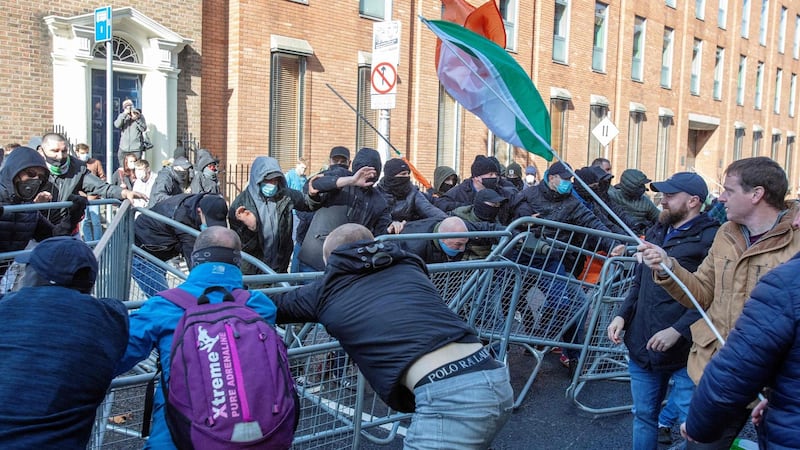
[
  {"xmin": 691, "ymin": 39, "xmax": 703, "ymax": 95},
  {"xmin": 737, "ymin": 55, "xmax": 747, "ymax": 105},
  {"xmin": 755, "ymin": 61, "xmax": 765, "ymax": 109},
  {"xmin": 713, "ymin": 47, "xmax": 724, "ymax": 100},
  {"xmin": 436, "ymin": 84, "xmax": 462, "ymax": 168},
  {"xmin": 771, "ymin": 132, "xmax": 781, "ymax": 160},
  {"xmin": 632, "ymin": 16, "xmax": 646, "ymax": 82},
  {"xmin": 269, "ymin": 51, "xmax": 307, "ymax": 170},
  {"xmin": 790, "ymin": 73, "xmax": 797, "ymax": 117},
  {"xmin": 552, "ymin": 0, "xmax": 570, "ymax": 63},
  {"xmin": 779, "ymin": 7, "xmax": 787, "ymax": 53},
  {"xmin": 774, "ymin": 68, "xmax": 783, "ymax": 114},
  {"xmin": 696, "ymin": 0, "xmax": 706, "ymax": 20},
  {"xmin": 627, "ymin": 111, "xmax": 644, "ymax": 169},
  {"xmin": 794, "ymin": 15, "xmax": 800, "ymax": 59},
  {"xmin": 592, "ymin": 2, "xmax": 608, "ymax": 72},
  {"xmin": 661, "ymin": 27, "xmax": 674, "ymax": 88},
  {"xmin": 499, "ymin": 0, "xmax": 519, "ymax": 52},
  {"xmin": 742, "ymin": 0, "xmax": 751, "ymax": 38},
  {"xmin": 759, "ymin": 0, "xmax": 769, "ymax": 46},
  {"xmin": 356, "ymin": 63, "xmax": 378, "ymax": 151},
  {"xmin": 666, "ymin": 0, "xmax": 676, "ymax": 8},
  {"xmin": 359, "ymin": 0, "xmax": 392, "ymax": 21},
  {"xmin": 733, "ymin": 126, "xmax": 745, "ymax": 160},
  {"xmin": 718, "ymin": 0, "xmax": 728, "ymax": 29}
]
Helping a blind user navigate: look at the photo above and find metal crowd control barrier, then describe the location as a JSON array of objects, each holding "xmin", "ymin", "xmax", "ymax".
[{"xmin": 0, "ymin": 199, "xmax": 645, "ymax": 446}]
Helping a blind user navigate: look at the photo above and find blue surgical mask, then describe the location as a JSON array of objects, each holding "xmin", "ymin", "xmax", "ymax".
[
  {"xmin": 260, "ymin": 182, "xmax": 278, "ymax": 198},
  {"xmin": 556, "ymin": 179, "xmax": 573, "ymax": 194},
  {"xmin": 438, "ymin": 239, "xmax": 463, "ymax": 257},
  {"xmin": 200, "ymin": 223, "xmax": 208, "ymax": 231}
]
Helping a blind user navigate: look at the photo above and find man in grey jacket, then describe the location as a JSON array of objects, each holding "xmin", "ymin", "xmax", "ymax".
[{"xmin": 113, "ymin": 98, "xmax": 148, "ymax": 167}]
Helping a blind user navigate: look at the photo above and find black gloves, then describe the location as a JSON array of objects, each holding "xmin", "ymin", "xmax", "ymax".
[{"xmin": 54, "ymin": 195, "xmax": 89, "ymax": 236}]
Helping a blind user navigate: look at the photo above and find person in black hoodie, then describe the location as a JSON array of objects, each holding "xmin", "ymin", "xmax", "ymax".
[
  {"xmin": 190, "ymin": 148, "xmax": 221, "ymax": 195},
  {"xmin": 148, "ymin": 156, "xmax": 193, "ymax": 207},
  {"xmin": 607, "ymin": 172, "xmax": 719, "ymax": 449},
  {"xmin": 132, "ymin": 193, "xmax": 228, "ymax": 296},
  {"xmin": 375, "ymin": 158, "xmax": 447, "ymax": 223},
  {"xmin": 297, "ymin": 147, "xmax": 399, "ymax": 271},
  {"xmin": 271, "ymin": 223, "xmax": 513, "ymax": 448},
  {"xmin": 0, "ymin": 147, "xmax": 86, "ymax": 277}
]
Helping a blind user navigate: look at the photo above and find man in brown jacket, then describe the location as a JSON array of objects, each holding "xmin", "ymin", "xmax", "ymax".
[{"xmin": 638, "ymin": 157, "xmax": 800, "ymax": 449}]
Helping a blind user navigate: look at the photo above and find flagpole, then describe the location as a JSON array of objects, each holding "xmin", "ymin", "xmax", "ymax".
[{"xmin": 422, "ymin": 16, "xmax": 728, "ymax": 349}]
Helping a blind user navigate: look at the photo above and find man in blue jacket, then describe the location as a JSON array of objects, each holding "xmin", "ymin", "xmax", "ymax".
[
  {"xmin": 115, "ymin": 226, "xmax": 278, "ymax": 450},
  {"xmin": 608, "ymin": 172, "xmax": 719, "ymax": 450},
  {"xmin": 272, "ymin": 223, "xmax": 513, "ymax": 448},
  {"xmin": 683, "ymin": 252, "xmax": 800, "ymax": 449}
]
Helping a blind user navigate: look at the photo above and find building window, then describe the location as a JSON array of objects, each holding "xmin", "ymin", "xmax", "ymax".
[
  {"xmin": 632, "ymin": 16, "xmax": 646, "ymax": 81},
  {"xmin": 627, "ymin": 111, "xmax": 644, "ymax": 169},
  {"xmin": 737, "ymin": 55, "xmax": 747, "ymax": 105},
  {"xmin": 759, "ymin": 0, "xmax": 769, "ymax": 46},
  {"xmin": 786, "ymin": 136, "xmax": 795, "ymax": 186},
  {"xmin": 790, "ymin": 73, "xmax": 797, "ymax": 117},
  {"xmin": 755, "ymin": 61, "xmax": 765, "ymax": 109},
  {"xmin": 718, "ymin": 0, "xmax": 728, "ymax": 28},
  {"xmin": 742, "ymin": 0, "xmax": 751, "ymax": 38},
  {"xmin": 550, "ymin": 98, "xmax": 569, "ymax": 153},
  {"xmin": 553, "ymin": 0, "xmax": 570, "ymax": 63},
  {"xmin": 588, "ymin": 104, "xmax": 609, "ymax": 162},
  {"xmin": 360, "ymin": 0, "xmax": 390, "ymax": 20},
  {"xmin": 661, "ymin": 27, "xmax": 674, "ymax": 88},
  {"xmin": 779, "ymin": 7, "xmax": 788, "ymax": 53},
  {"xmin": 696, "ymin": 0, "xmax": 706, "ymax": 20},
  {"xmin": 713, "ymin": 47, "xmax": 724, "ymax": 100},
  {"xmin": 269, "ymin": 52, "xmax": 306, "ymax": 170},
  {"xmin": 733, "ymin": 127, "xmax": 745, "ymax": 160},
  {"xmin": 656, "ymin": 114, "xmax": 673, "ymax": 181},
  {"xmin": 691, "ymin": 39, "xmax": 703, "ymax": 95},
  {"xmin": 356, "ymin": 65, "xmax": 378, "ymax": 151},
  {"xmin": 774, "ymin": 68, "xmax": 783, "ymax": 114},
  {"xmin": 666, "ymin": 0, "xmax": 676, "ymax": 8},
  {"xmin": 771, "ymin": 133, "xmax": 781, "ymax": 160},
  {"xmin": 592, "ymin": 2, "xmax": 608, "ymax": 72},
  {"xmin": 490, "ymin": 134, "xmax": 514, "ymax": 168},
  {"xmin": 437, "ymin": 84, "xmax": 461, "ymax": 167},
  {"xmin": 92, "ymin": 36, "xmax": 140, "ymax": 63},
  {"xmin": 499, "ymin": 0, "xmax": 519, "ymax": 52},
  {"xmin": 794, "ymin": 15, "xmax": 800, "ymax": 59},
  {"xmin": 752, "ymin": 129, "xmax": 763, "ymax": 156}
]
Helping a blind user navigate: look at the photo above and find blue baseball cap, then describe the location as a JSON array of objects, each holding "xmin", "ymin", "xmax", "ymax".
[
  {"xmin": 650, "ymin": 172, "xmax": 708, "ymax": 199},
  {"xmin": 18, "ymin": 237, "xmax": 98, "ymax": 291}
]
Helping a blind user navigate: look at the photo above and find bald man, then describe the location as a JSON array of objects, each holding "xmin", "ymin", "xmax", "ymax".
[{"xmin": 272, "ymin": 223, "xmax": 513, "ymax": 449}]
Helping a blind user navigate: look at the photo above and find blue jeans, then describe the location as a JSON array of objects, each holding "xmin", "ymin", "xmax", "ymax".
[
  {"xmin": 131, "ymin": 254, "xmax": 169, "ymax": 298},
  {"xmin": 82, "ymin": 205, "xmax": 103, "ymax": 241},
  {"xmin": 629, "ymin": 359, "xmax": 694, "ymax": 450},
  {"xmin": 657, "ymin": 367, "xmax": 694, "ymax": 428},
  {"xmin": 406, "ymin": 366, "xmax": 513, "ymax": 449}
]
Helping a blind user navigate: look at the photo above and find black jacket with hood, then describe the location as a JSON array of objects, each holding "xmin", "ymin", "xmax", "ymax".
[
  {"xmin": 190, "ymin": 149, "xmax": 221, "ymax": 195},
  {"xmin": 228, "ymin": 157, "xmax": 317, "ymax": 274},
  {"xmin": 0, "ymin": 147, "xmax": 56, "ymax": 260},
  {"xmin": 271, "ymin": 240, "xmax": 479, "ymax": 413}
]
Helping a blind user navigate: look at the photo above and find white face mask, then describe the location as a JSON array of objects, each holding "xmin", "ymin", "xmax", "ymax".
[
  {"xmin": 525, "ymin": 174, "xmax": 536, "ymax": 185},
  {"xmin": 77, "ymin": 153, "xmax": 90, "ymax": 162},
  {"xmin": 135, "ymin": 170, "xmax": 149, "ymax": 181}
]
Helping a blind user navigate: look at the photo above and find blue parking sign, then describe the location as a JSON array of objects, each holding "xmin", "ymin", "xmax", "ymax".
[{"xmin": 95, "ymin": 6, "xmax": 112, "ymax": 43}]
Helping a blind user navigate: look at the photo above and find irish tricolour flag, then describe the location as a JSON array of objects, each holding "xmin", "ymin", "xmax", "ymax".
[{"xmin": 424, "ymin": 18, "xmax": 553, "ymax": 160}]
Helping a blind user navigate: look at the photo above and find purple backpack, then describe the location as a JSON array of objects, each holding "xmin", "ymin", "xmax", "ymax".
[{"xmin": 159, "ymin": 286, "xmax": 299, "ymax": 449}]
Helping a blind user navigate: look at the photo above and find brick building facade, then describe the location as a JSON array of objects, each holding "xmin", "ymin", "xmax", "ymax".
[{"xmin": 2, "ymin": 1, "xmax": 798, "ymax": 196}]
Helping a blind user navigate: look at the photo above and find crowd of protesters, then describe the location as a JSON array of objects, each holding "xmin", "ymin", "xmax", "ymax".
[{"xmin": 3, "ymin": 126, "xmax": 800, "ymax": 449}]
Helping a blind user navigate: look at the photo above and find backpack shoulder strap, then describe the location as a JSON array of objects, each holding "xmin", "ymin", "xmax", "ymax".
[
  {"xmin": 157, "ymin": 287, "xmax": 197, "ymax": 310},
  {"xmin": 230, "ymin": 288, "xmax": 251, "ymax": 305}
]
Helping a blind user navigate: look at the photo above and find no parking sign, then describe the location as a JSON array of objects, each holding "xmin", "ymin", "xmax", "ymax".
[{"xmin": 371, "ymin": 21, "xmax": 401, "ymax": 110}]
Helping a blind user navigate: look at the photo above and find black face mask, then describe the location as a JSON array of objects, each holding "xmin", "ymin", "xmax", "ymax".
[
  {"xmin": 630, "ymin": 186, "xmax": 646, "ymax": 199},
  {"xmin": 508, "ymin": 177, "xmax": 523, "ymax": 190},
  {"xmin": 474, "ymin": 202, "xmax": 500, "ymax": 222},
  {"xmin": 384, "ymin": 176, "xmax": 412, "ymax": 197},
  {"xmin": 174, "ymin": 170, "xmax": 190, "ymax": 186},
  {"xmin": 440, "ymin": 181, "xmax": 454, "ymax": 193},
  {"xmin": 15, "ymin": 178, "xmax": 43, "ymax": 202},
  {"xmin": 481, "ymin": 177, "xmax": 499, "ymax": 190}
]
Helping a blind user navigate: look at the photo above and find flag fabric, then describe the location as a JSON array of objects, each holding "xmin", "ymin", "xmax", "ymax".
[
  {"xmin": 426, "ymin": 18, "xmax": 553, "ymax": 160},
  {"xmin": 436, "ymin": 1, "xmax": 506, "ymax": 69}
]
